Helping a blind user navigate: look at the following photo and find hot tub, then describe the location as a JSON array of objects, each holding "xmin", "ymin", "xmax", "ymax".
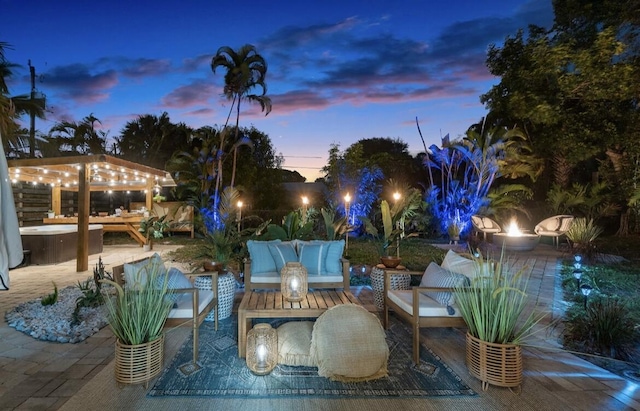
[{"xmin": 20, "ymin": 225, "xmax": 104, "ymax": 265}]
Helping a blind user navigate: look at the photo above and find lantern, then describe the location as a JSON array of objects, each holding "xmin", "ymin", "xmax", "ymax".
[
  {"xmin": 246, "ymin": 324, "xmax": 278, "ymax": 375},
  {"xmin": 281, "ymin": 262, "xmax": 308, "ymax": 302}
]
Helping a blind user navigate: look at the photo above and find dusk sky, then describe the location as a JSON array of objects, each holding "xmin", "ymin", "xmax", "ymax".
[{"xmin": 3, "ymin": 0, "xmax": 553, "ymax": 181}]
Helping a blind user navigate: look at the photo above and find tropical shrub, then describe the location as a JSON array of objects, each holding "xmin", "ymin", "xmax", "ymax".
[
  {"xmin": 563, "ymin": 298, "xmax": 637, "ymax": 361},
  {"xmin": 566, "ymin": 218, "xmax": 603, "ymax": 262}
]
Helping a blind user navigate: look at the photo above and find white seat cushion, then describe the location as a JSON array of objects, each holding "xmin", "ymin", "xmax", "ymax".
[
  {"xmin": 251, "ymin": 272, "xmax": 344, "ymax": 284},
  {"xmin": 167, "ymin": 289, "xmax": 214, "ymax": 318},
  {"xmin": 387, "ymin": 289, "xmax": 463, "ymax": 317}
]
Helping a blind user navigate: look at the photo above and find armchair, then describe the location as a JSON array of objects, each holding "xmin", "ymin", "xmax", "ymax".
[
  {"xmin": 112, "ymin": 256, "xmax": 219, "ymax": 364},
  {"xmin": 534, "ymin": 215, "xmax": 574, "ymax": 248},
  {"xmin": 383, "ymin": 262, "xmax": 468, "ymax": 364},
  {"xmin": 471, "ymin": 215, "xmax": 501, "ymax": 240}
]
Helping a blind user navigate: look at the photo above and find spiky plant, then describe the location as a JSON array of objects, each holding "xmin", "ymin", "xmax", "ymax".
[
  {"xmin": 453, "ymin": 249, "xmax": 547, "ymax": 345},
  {"xmin": 566, "ymin": 218, "xmax": 603, "ymax": 262},
  {"xmin": 100, "ymin": 264, "xmax": 172, "ymax": 345}
]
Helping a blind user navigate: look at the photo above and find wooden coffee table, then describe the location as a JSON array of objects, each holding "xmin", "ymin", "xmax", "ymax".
[{"xmin": 237, "ymin": 289, "xmax": 360, "ymax": 357}]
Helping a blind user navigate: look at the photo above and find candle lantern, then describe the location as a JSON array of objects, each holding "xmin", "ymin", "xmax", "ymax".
[
  {"xmin": 281, "ymin": 262, "xmax": 308, "ymax": 302},
  {"xmin": 246, "ymin": 323, "xmax": 278, "ymax": 375}
]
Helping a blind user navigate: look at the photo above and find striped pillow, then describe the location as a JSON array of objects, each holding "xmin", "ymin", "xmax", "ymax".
[{"xmin": 420, "ymin": 262, "xmax": 468, "ymax": 306}]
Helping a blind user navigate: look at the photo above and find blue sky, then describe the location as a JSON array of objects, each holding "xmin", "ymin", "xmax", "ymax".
[{"xmin": 3, "ymin": 0, "xmax": 553, "ymax": 181}]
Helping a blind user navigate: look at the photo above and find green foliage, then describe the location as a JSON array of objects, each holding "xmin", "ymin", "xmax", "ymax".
[
  {"xmin": 41, "ymin": 282, "xmax": 58, "ymax": 306},
  {"xmin": 566, "ymin": 218, "xmax": 603, "ymax": 261},
  {"xmin": 361, "ymin": 188, "xmax": 424, "ymax": 257},
  {"xmin": 321, "ymin": 207, "xmax": 347, "ymax": 241},
  {"xmin": 563, "ymin": 298, "xmax": 637, "ymax": 361},
  {"xmin": 138, "ymin": 215, "xmax": 169, "ymax": 241},
  {"xmin": 264, "ymin": 210, "xmax": 315, "ymax": 240},
  {"xmin": 453, "ymin": 250, "xmax": 547, "ymax": 345},
  {"xmin": 100, "ymin": 265, "xmax": 173, "ymax": 345},
  {"xmin": 71, "ymin": 257, "xmax": 112, "ymax": 325}
]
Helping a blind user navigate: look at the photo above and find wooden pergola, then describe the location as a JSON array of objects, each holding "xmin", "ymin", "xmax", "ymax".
[{"xmin": 7, "ymin": 155, "xmax": 175, "ymax": 272}]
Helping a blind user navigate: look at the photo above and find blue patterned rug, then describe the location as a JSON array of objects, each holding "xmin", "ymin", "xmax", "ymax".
[{"xmin": 148, "ymin": 315, "xmax": 476, "ymax": 398}]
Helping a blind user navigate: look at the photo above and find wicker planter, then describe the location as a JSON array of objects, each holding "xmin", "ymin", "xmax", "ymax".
[
  {"xmin": 114, "ymin": 334, "xmax": 164, "ymax": 387},
  {"xmin": 466, "ymin": 332, "xmax": 522, "ymax": 393}
]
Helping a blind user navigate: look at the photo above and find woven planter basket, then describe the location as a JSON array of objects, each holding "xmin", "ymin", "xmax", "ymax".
[
  {"xmin": 466, "ymin": 332, "xmax": 522, "ymax": 393},
  {"xmin": 115, "ymin": 334, "xmax": 164, "ymax": 387}
]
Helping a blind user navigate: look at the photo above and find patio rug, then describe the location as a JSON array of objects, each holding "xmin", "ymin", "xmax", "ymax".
[{"xmin": 147, "ymin": 316, "xmax": 476, "ymax": 398}]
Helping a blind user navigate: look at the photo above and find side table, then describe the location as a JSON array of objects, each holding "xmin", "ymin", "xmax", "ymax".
[
  {"xmin": 194, "ymin": 272, "xmax": 236, "ymax": 320},
  {"xmin": 370, "ymin": 266, "xmax": 411, "ymax": 310}
]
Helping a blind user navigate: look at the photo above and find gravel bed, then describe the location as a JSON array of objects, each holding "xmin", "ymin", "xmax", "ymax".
[{"xmin": 5, "ymin": 285, "xmax": 109, "ymax": 343}]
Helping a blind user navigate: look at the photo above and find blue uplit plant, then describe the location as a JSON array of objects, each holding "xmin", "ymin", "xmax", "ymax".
[{"xmin": 417, "ymin": 122, "xmax": 537, "ymax": 237}]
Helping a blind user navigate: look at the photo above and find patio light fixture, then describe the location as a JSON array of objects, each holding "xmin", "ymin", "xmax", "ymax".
[
  {"xmin": 573, "ymin": 255, "xmax": 583, "ymax": 288},
  {"xmin": 580, "ymin": 284, "xmax": 593, "ymax": 309},
  {"xmin": 281, "ymin": 262, "xmax": 308, "ymax": 302},
  {"xmin": 344, "ymin": 193, "xmax": 351, "ymax": 253},
  {"xmin": 236, "ymin": 201, "xmax": 243, "ymax": 232},
  {"xmin": 246, "ymin": 324, "xmax": 278, "ymax": 375}
]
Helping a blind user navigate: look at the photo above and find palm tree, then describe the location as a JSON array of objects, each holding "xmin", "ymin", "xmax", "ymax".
[
  {"xmin": 211, "ymin": 44, "xmax": 272, "ymax": 189},
  {"xmin": 49, "ymin": 114, "xmax": 106, "ymax": 155},
  {"xmin": 0, "ymin": 42, "xmax": 45, "ymax": 155}
]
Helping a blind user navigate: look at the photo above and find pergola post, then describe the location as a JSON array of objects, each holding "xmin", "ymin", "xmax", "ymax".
[{"xmin": 76, "ymin": 164, "xmax": 90, "ymax": 272}]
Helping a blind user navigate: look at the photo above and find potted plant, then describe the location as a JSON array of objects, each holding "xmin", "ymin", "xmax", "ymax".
[
  {"xmin": 453, "ymin": 249, "xmax": 546, "ymax": 393},
  {"xmin": 362, "ymin": 188, "xmax": 423, "ymax": 268},
  {"xmin": 138, "ymin": 215, "xmax": 169, "ymax": 251},
  {"xmin": 47, "ymin": 210, "xmax": 55, "ymax": 219},
  {"xmin": 100, "ymin": 263, "xmax": 173, "ymax": 387}
]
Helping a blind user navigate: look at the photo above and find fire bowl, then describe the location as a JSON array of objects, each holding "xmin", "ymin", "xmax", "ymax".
[{"xmin": 493, "ymin": 233, "xmax": 540, "ymax": 252}]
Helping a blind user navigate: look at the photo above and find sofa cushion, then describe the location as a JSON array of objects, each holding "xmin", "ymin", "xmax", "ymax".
[
  {"xmin": 247, "ymin": 240, "xmax": 281, "ymax": 274},
  {"xmin": 268, "ymin": 242, "xmax": 298, "ymax": 273},
  {"xmin": 313, "ymin": 240, "xmax": 345, "ymax": 274},
  {"xmin": 160, "ymin": 267, "xmax": 193, "ymax": 306},
  {"xmin": 420, "ymin": 262, "xmax": 469, "ymax": 306},
  {"xmin": 298, "ymin": 243, "xmax": 328, "ymax": 275},
  {"xmin": 296, "ymin": 240, "xmax": 344, "ymax": 274},
  {"xmin": 441, "ymin": 250, "xmax": 478, "ymax": 279},
  {"xmin": 387, "ymin": 289, "xmax": 463, "ymax": 317}
]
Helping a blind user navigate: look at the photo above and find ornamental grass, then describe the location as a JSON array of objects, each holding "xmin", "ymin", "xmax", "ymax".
[
  {"xmin": 454, "ymin": 249, "xmax": 547, "ymax": 345},
  {"xmin": 101, "ymin": 265, "xmax": 173, "ymax": 345}
]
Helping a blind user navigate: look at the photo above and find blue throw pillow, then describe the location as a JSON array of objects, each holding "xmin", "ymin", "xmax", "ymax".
[
  {"xmin": 247, "ymin": 240, "xmax": 281, "ymax": 274},
  {"xmin": 313, "ymin": 240, "xmax": 345, "ymax": 274},
  {"xmin": 298, "ymin": 243, "xmax": 327, "ymax": 275},
  {"xmin": 268, "ymin": 242, "xmax": 298, "ymax": 273}
]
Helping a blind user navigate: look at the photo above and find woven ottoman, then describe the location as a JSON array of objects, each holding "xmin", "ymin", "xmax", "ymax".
[
  {"xmin": 194, "ymin": 272, "xmax": 236, "ymax": 321},
  {"xmin": 311, "ymin": 304, "xmax": 388, "ymax": 382}
]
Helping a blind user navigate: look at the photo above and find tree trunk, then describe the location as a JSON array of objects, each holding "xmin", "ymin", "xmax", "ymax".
[{"xmin": 616, "ymin": 209, "xmax": 629, "ymax": 236}]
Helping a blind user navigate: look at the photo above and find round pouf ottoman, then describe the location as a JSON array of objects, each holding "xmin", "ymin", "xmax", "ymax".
[
  {"xmin": 370, "ymin": 266, "xmax": 411, "ymax": 310},
  {"xmin": 194, "ymin": 272, "xmax": 236, "ymax": 321},
  {"xmin": 310, "ymin": 304, "xmax": 389, "ymax": 382},
  {"xmin": 277, "ymin": 321, "xmax": 316, "ymax": 367}
]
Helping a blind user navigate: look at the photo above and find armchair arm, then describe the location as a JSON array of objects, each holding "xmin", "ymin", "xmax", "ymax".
[
  {"xmin": 383, "ymin": 270, "xmax": 422, "ymax": 295},
  {"xmin": 243, "ymin": 258, "xmax": 252, "ymax": 291},
  {"xmin": 185, "ymin": 271, "xmax": 219, "ymax": 296}
]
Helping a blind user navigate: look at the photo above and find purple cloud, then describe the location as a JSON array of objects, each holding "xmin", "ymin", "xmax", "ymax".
[{"xmin": 44, "ymin": 64, "xmax": 118, "ymax": 104}]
